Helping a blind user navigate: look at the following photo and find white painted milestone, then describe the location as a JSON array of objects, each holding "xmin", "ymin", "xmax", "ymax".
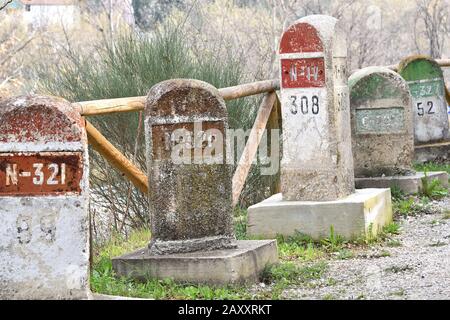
[
  {"xmin": 279, "ymin": 14, "xmax": 354, "ymax": 201},
  {"xmin": 0, "ymin": 95, "xmax": 90, "ymax": 299}
]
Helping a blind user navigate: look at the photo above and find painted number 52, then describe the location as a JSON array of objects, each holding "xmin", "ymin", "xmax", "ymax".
[{"xmin": 417, "ymin": 101, "xmax": 434, "ymax": 116}]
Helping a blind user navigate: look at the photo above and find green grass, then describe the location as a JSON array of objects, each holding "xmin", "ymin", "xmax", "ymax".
[
  {"xmin": 260, "ymin": 261, "xmax": 328, "ymax": 299},
  {"xmin": 320, "ymin": 226, "xmax": 345, "ymax": 252},
  {"xmin": 91, "ymin": 229, "xmax": 252, "ymax": 299},
  {"xmin": 442, "ymin": 210, "xmax": 450, "ymax": 219},
  {"xmin": 420, "ymin": 175, "xmax": 448, "ymax": 199},
  {"xmin": 234, "ymin": 208, "xmax": 248, "ymax": 240},
  {"xmin": 90, "ymin": 225, "xmax": 331, "ymax": 300},
  {"xmin": 90, "ymin": 210, "xmax": 407, "ymax": 299},
  {"xmin": 336, "ymin": 249, "xmax": 354, "ymax": 260},
  {"xmin": 392, "ymin": 196, "xmax": 432, "ymax": 217},
  {"xmin": 414, "ymin": 162, "xmax": 450, "ymax": 175},
  {"xmin": 322, "ymin": 293, "xmax": 335, "ymax": 300},
  {"xmin": 390, "ymin": 289, "xmax": 405, "ymax": 297},
  {"xmin": 276, "ymin": 232, "xmax": 325, "ymax": 261},
  {"xmin": 414, "ymin": 163, "xmax": 450, "ymax": 199},
  {"xmin": 386, "ymin": 239, "xmax": 402, "ymax": 247},
  {"xmin": 276, "ymin": 226, "xmax": 355, "ymax": 262},
  {"xmin": 390, "ymin": 185, "xmax": 405, "ymax": 200},
  {"xmin": 382, "ymin": 222, "xmax": 400, "ymax": 235},
  {"xmin": 261, "ymin": 261, "xmax": 328, "ymax": 284},
  {"xmin": 378, "ymin": 250, "xmax": 391, "ymax": 257}
]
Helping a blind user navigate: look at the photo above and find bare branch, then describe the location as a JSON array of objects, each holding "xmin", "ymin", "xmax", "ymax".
[
  {"xmin": 0, "ymin": 34, "xmax": 36, "ymax": 67},
  {"xmin": 0, "ymin": 0, "xmax": 12, "ymax": 11}
]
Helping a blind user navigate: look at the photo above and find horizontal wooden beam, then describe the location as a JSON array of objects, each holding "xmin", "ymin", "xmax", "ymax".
[
  {"xmin": 220, "ymin": 79, "xmax": 279, "ymax": 100},
  {"xmin": 85, "ymin": 120, "xmax": 149, "ymax": 194},
  {"xmin": 76, "ymin": 79, "xmax": 279, "ymax": 116}
]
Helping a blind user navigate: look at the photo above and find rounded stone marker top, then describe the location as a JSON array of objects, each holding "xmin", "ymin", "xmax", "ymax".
[
  {"xmin": 349, "ymin": 66, "xmax": 414, "ymax": 177},
  {"xmin": 398, "ymin": 55, "xmax": 443, "ymax": 81},
  {"xmin": 280, "ymin": 15, "xmax": 340, "ymax": 52},
  {"xmin": 0, "ymin": 95, "xmax": 85, "ymax": 144},
  {"xmin": 145, "ymin": 79, "xmax": 227, "ymax": 121},
  {"xmin": 349, "ymin": 66, "xmax": 411, "ymax": 101}
]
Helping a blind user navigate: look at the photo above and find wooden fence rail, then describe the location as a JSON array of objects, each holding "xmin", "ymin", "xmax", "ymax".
[
  {"xmin": 76, "ymin": 79, "xmax": 279, "ymax": 116},
  {"xmin": 85, "ymin": 120, "xmax": 149, "ymax": 194}
]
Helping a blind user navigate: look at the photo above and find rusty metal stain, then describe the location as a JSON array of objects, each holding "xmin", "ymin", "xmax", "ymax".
[
  {"xmin": 152, "ymin": 121, "xmax": 225, "ymax": 160},
  {"xmin": 0, "ymin": 95, "xmax": 84, "ymax": 143},
  {"xmin": 279, "ymin": 22, "xmax": 323, "ymax": 53},
  {"xmin": 0, "ymin": 152, "xmax": 83, "ymax": 196},
  {"xmin": 281, "ymin": 57, "xmax": 325, "ymax": 88}
]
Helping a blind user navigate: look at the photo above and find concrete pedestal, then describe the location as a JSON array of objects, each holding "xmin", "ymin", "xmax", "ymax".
[
  {"xmin": 112, "ymin": 240, "xmax": 278, "ymax": 285},
  {"xmin": 355, "ymin": 171, "xmax": 448, "ymax": 194},
  {"xmin": 247, "ymin": 189, "xmax": 392, "ymax": 240},
  {"xmin": 414, "ymin": 140, "xmax": 450, "ymax": 163}
]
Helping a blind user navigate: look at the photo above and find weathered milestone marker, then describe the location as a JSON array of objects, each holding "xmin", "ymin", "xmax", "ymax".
[
  {"xmin": 112, "ymin": 79, "xmax": 278, "ymax": 284},
  {"xmin": 248, "ymin": 15, "xmax": 393, "ymax": 241},
  {"xmin": 279, "ymin": 15, "xmax": 354, "ymax": 201},
  {"xmin": 0, "ymin": 95, "xmax": 89, "ymax": 299},
  {"xmin": 145, "ymin": 79, "xmax": 236, "ymax": 255},
  {"xmin": 398, "ymin": 56, "xmax": 448, "ymax": 143},
  {"xmin": 349, "ymin": 67, "xmax": 414, "ymax": 177}
]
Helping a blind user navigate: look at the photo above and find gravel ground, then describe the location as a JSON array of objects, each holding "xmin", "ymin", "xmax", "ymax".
[{"xmin": 281, "ymin": 197, "xmax": 450, "ymax": 300}]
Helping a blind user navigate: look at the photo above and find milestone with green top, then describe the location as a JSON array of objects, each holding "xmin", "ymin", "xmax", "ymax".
[{"xmin": 398, "ymin": 56, "xmax": 448, "ymax": 144}]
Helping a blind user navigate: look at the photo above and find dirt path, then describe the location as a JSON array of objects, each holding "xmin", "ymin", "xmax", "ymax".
[{"xmin": 283, "ymin": 198, "xmax": 450, "ymax": 300}]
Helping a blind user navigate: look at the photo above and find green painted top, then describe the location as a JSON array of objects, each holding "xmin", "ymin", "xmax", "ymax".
[
  {"xmin": 398, "ymin": 56, "xmax": 443, "ymax": 81},
  {"xmin": 349, "ymin": 66, "xmax": 408, "ymax": 101}
]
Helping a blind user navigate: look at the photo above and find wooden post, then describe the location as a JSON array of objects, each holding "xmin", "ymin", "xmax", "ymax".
[
  {"xmin": 445, "ymin": 83, "xmax": 450, "ymax": 106},
  {"xmin": 85, "ymin": 120, "xmax": 149, "ymax": 194},
  {"xmin": 266, "ymin": 93, "xmax": 282, "ymax": 195},
  {"xmin": 232, "ymin": 92, "xmax": 277, "ymax": 207}
]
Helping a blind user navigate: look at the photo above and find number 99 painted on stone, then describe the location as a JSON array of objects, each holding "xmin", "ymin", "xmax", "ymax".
[{"xmin": 0, "ymin": 95, "xmax": 90, "ymax": 299}]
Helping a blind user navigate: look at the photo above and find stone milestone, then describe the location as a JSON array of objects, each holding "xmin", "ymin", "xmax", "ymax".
[
  {"xmin": 279, "ymin": 14, "xmax": 354, "ymax": 201},
  {"xmin": 144, "ymin": 79, "xmax": 236, "ymax": 255},
  {"xmin": 398, "ymin": 56, "xmax": 448, "ymax": 144},
  {"xmin": 112, "ymin": 79, "xmax": 278, "ymax": 284},
  {"xmin": 0, "ymin": 95, "xmax": 90, "ymax": 299},
  {"xmin": 248, "ymin": 15, "xmax": 392, "ymax": 241},
  {"xmin": 349, "ymin": 66, "xmax": 414, "ymax": 177},
  {"xmin": 349, "ymin": 66, "xmax": 449, "ymax": 194}
]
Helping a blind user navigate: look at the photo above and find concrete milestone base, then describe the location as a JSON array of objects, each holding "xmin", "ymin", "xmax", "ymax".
[
  {"xmin": 112, "ymin": 240, "xmax": 278, "ymax": 285},
  {"xmin": 247, "ymin": 189, "xmax": 392, "ymax": 240},
  {"xmin": 414, "ymin": 140, "xmax": 450, "ymax": 163},
  {"xmin": 355, "ymin": 171, "xmax": 448, "ymax": 195}
]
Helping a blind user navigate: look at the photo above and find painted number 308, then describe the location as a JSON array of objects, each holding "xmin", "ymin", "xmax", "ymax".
[{"xmin": 290, "ymin": 95, "xmax": 319, "ymax": 115}]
